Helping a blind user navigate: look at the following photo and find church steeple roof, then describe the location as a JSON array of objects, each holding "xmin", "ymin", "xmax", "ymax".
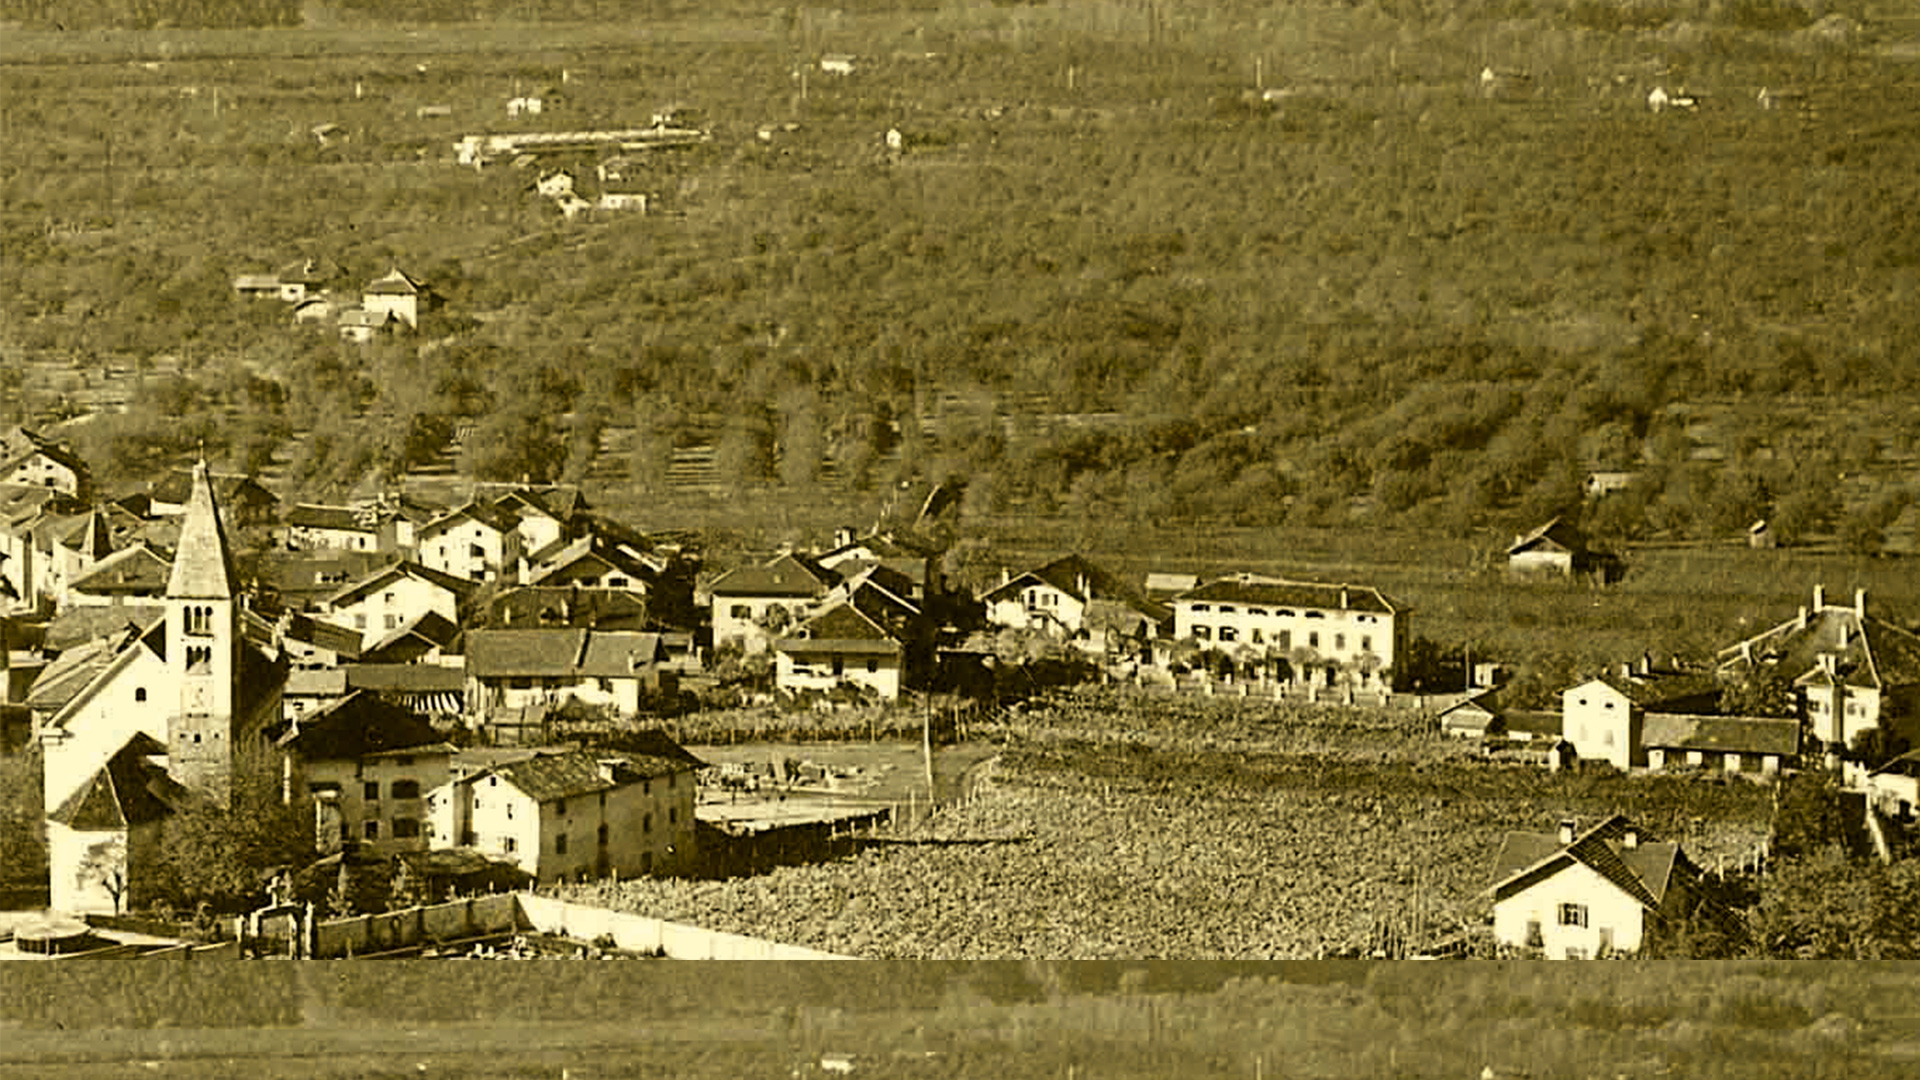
[{"xmin": 166, "ymin": 461, "xmax": 238, "ymax": 600}]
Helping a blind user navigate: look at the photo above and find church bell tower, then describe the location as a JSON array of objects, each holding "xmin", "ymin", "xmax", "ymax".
[{"xmin": 165, "ymin": 461, "xmax": 242, "ymax": 805}]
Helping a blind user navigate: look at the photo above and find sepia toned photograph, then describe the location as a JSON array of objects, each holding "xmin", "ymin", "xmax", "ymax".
[{"xmin": 2, "ymin": 0, "xmax": 1919, "ymax": 1072}]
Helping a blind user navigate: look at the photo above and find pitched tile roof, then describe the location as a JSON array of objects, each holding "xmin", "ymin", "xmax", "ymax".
[
  {"xmin": 464, "ymin": 628, "xmax": 588, "ymax": 677},
  {"xmin": 1716, "ymin": 594, "xmax": 1920, "ymax": 691},
  {"xmin": 576, "ymin": 632, "xmax": 666, "ymax": 677},
  {"xmin": 322, "ymin": 560, "xmax": 477, "ymax": 608},
  {"xmin": 419, "ymin": 500, "xmax": 521, "ymax": 539},
  {"xmin": 525, "ymin": 534, "xmax": 660, "ymax": 587},
  {"xmin": 777, "ymin": 602, "xmax": 903, "ymax": 655},
  {"xmin": 1488, "ymin": 815, "xmax": 1693, "ymax": 911},
  {"xmin": 1573, "ymin": 670, "xmax": 1721, "ymax": 710},
  {"xmin": 1641, "ymin": 712, "xmax": 1800, "ymax": 757},
  {"xmin": 1173, "ymin": 573, "xmax": 1397, "ymax": 616},
  {"xmin": 69, "ymin": 542, "xmax": 171, "ymax": 596},
  {"xmin": 270, "ymin": 691, "xmax": 445, "ymax": 761},
  {"xmin": 360, "ymin": 610, "xmax": 461, "ymax": 663},
  {"xmin": 40, "ymin": 605, "xmax": 165, "ymax": 653},
  {"xmin": 980, "ymin": 554, "xmax": 1148, "ymax": 610},
  {"xmin": 48, "ymin": 732, "xmax": 186, "ymax": 830},
  {"xmin": 489, "ymin": 585, "xmax": 651, "ymax": 631},
  {"xmin": 482, "ymin": 749, "xmax": 693, "ymax": 803},
  {"xmin": 343, "ymin": 663, "xmax": 467, "ymax": 693},
  {"xmin": 708, "ymin": 552, "xmax": 838, "ymax": 598},
  {"xmin": 364, "ymin": 267, "xmax": 425, "ymax": 295},
  {"xmin": 1507, "ymin": 515, "xmax": 1587, "ymax": 557}
]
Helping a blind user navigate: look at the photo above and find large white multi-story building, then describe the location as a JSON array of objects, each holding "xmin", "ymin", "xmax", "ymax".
[{"xmin": 1168, "ymin": 573, "xmax": 1406, "ymax": 689}]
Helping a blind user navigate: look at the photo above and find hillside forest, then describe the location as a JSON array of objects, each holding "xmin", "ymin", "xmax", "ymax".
[{"xmin": 2, "ymin": 0, "xmax": 1920, "ymax": 551}]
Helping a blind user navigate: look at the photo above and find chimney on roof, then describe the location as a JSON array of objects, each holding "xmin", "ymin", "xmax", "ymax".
[
  {"xmin": 1622, "ymin": 826, "xmax": 1639, "ymax": 851},
  {"xmin": 1339, "ymin": 587, "xmax": 1350, "ymax": 610},
  {"xmin": 1839, "ymin": 621, "xmax": 1850, "ymax": 649},
  {"xmin": 1001, "ymin": 568, "xmax": 1011, "ymax": 587},
  {"xmin": 1620, "ymin": 663, "xmax": 1633, "ymax": 680},
  {"xmin": 1639, "ymin": 651, "xmax": 1653, "ymax": 676},
  {"xmin": 1856, "ymin": 588, "xmax": 1867, "ymax": 619},
  {"xmin": 1813, "ymin": 584, "xmax": 1825, "ymax": 610},
  {"xmin": 1798, "ymin": 606, "xmax": 1809, "ymax": 631},
  {"xmin": 1557, "ymin": 819, "xmax": 1577, "ymax": 845},
  {"xmin": 1740, "ymin": 640, "xmax": 1752, "ymax": 663},
  {"xmin": 596, "ymin": 757, "xmax": 621, "ymax": 783},
  {"xmin": 1077, "ymin": 573, "xmax": 1090, "ymax": 600},
  {"xmin": 834, "ymin": 526, "xmax": 854, "ymax": 549}
]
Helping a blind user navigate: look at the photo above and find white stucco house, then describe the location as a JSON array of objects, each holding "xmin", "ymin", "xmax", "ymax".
[
  {"xmin": 427, "ymin": 741, "xmax": 703, "ymax": 884},
  {"xmin": 1486, "ymin": 815, "xmax": 1723, "ymax": 958}
]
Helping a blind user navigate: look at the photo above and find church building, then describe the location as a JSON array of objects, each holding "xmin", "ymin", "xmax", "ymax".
[{"xmin": 37, "ymin": 463, "xmax": 288, "ymax": 914}]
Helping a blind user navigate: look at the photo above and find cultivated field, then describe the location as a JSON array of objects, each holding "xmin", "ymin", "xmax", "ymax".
[{"xmin": 563, "ymin": 690, "xmax": 1774, "ymax": 958}]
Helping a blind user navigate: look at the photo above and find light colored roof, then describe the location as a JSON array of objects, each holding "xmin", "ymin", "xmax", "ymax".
[
  {"xmin": 337, "ymin": 308, "xmax": 392, "ymax": 329},
  {"xmin": 419, "ymin": 500, "xmax": 521, "ymax": 539},
  {"xmin": 365, "ymin": 267, "xmax": 424, "ymax": 295},
  {"xmin": 165, "ymin": 462, "xmax": 238, "ymax": 600},
  {"xmin": 1173, "ymin": 574, "xmax": 1396, "ymax": 616}
]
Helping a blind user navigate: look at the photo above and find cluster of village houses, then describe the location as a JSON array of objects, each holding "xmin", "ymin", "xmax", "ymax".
[
  {"xmin": 232, "ymin": 261, "xmax": 437, "ymax": 344},
  {"xmin": 4, "ymin": 423, "xmax": 1919, "ymax": 957}
]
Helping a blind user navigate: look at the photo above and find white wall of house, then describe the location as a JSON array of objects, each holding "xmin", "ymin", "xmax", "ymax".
[
  {"xmin": 1562, "ymin": 680, "xmax": 1638, "ymax": 770},
  {"xmin": 423, "ymin": 521, "xmax": 521, "ymax": 584},
  {"xmin": 1171, "ymin": 601, "xmax": 1398, "ymax": 685},
  {"xmin": 363, "ymin": 291, "xmax": 419, "ymax": 328},
  {"xmin": 428, "ymin": 768, "xmax": 697, "ymax": 883},
  {"xmin": 530, "ymin": 773, "xmax": 696, "ymax": 883},
  {"xmin": 429, "ymin": 774, "xmax": 542, "ymax": 870},
  {"xmin": 775, "ymin": 650, "xmax": 902, "ymax": 699},
  {"xmin": 47, "ymin": 821, "xmax": 124, "ymax": 915},
  {"xmin": 40, "ymin": 648, "xmax": 173, "ymax": 816},
  {"xmin": 296, "ymin": 751, "xmax": 451, "ymax": 854},
  {"xmin": 514, "ymin": 515, "xmax": 566, "ymax": 558},
  {"xmin": 4, "ymin": 453, "xmax": 83, "ymax": 496},
  {"xmin": 324, "ymin": 576, "xmax": 461, "ymax": 648},
  {"xmin": 711, "ymin": 596, "xmax": 812, "ymax": 654},
  {"xmin": 986, "ymin": 585, "xmax": 1086, "ymax": 635},
  {"xmin": 474, "ymin": 673, "xmax": 651, "ymax": 715},
  {"xmin": 1510, "ymin": 549, "xmax": 1574, "ymax": 575},
  {"xmin": 1493, "ymin": 861, "xmax": 1650, "ymax": 958},
  {"xmin": 289, "ymin": 524, "xmax": 392, "ymax": 553}
]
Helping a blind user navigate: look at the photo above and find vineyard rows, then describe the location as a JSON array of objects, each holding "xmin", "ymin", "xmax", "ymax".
[{"xmin": 564, "ymin": 694, "xmax": 1773, "ymax": 958}]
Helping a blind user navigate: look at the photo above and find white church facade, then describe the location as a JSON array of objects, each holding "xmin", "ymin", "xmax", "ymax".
[{"xmin": 37, "ymin": 463, "xmax": 288, "ymax": 914}]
